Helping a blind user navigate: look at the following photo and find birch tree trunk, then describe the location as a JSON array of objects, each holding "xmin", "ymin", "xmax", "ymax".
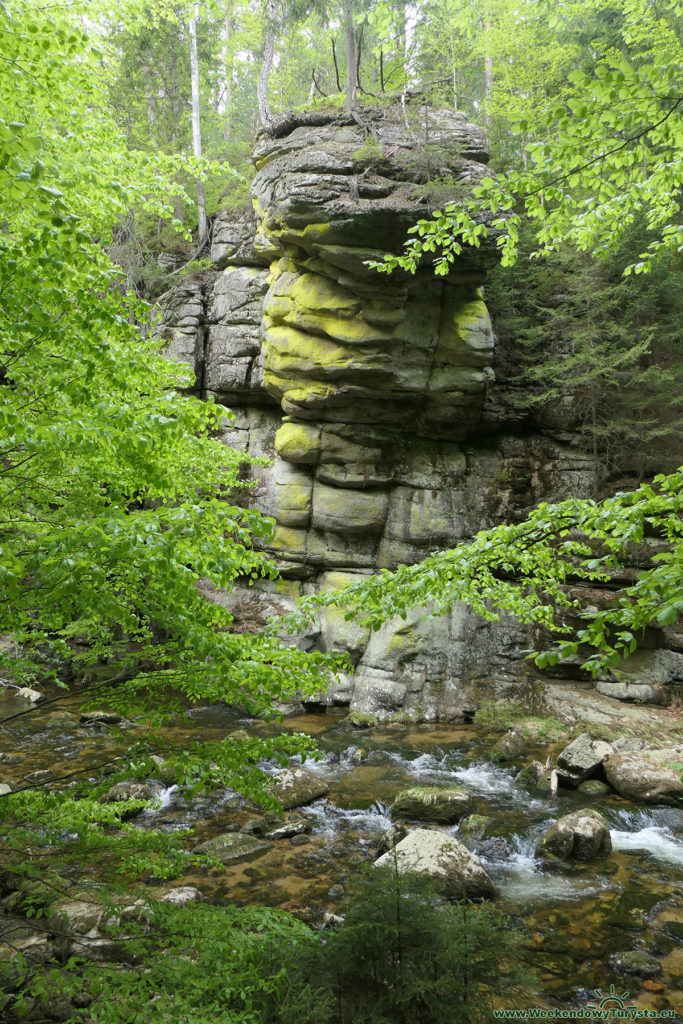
[
  {"xmin": 258, "ymin": 0, "xmax": 277, "ymax": 130},
  {"xmin": 222, "ymin": 5, "xmax": 234, "ymax": 141},
  {"xmin": 189, "ymin": 2, "xmax": 207, "ymax": 244},
  {"xmin": 483, "ymin": 16, "xmax": 494, "ymax": 126},
  {"xmin": 343, "ymin": 0, "xmax": 357, "ymax": 111}
]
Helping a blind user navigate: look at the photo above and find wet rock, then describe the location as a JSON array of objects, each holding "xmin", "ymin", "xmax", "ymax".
[
  {"xmin": 265, "ymin": 818, "xmax": 311, "ymax": 840},
  {"xmin": 269, "ymin": 767, "xmax": 329, "ymax": 810},
  {"xmin": 157, "ymin": 886, "xmax": 204, "ymax": 906},
  {"xmin": 240, "ymin": 815, "xmax": 273, "ymax": 836},
  {"xmin": 290, "ymin": 833, "xmax": 310, "ymax": 846},
  {"xmin": 556, "ymin": 733, "xmax": 614, "ymax": 786},
  {"xmin": 24, "ymin": 769, "xmax": 55, "ymax": 786},
  {"xmin": 391, "ymin": 785, "xmax": 471, "ymax": 824},
  {"xmin": 577, "ymin": 779, "xmax": 611, "ymax": 796},
  {"xmin": 375, "ymin": 822, "xmax": 409, "ymax": 858},
  {"xmin": 273, "ymin": 701, "xmax": 306, "ymax": 717},
  {"xmin": 80, "ymin": 710, "xmax": 123, "ymax": 725},
  {"xmin": 148, "ymin": 755, "xmax": 178, "ymax": 787},
  {"xmin": 517, "ymin": 760, "xmax": 544, "ymax": 783},
  {"xmin": 193, "ymin": 833, "xmax": 269, "ymax": 864},
  {"xmin": 228, "ymin": 728, "xmax": 250, "ymax": 743},
  {"xmin": 0, "ymin": 782, "xmax": 15, "ymax": 796},
  {"xmin": 603, "ymin": 747, "xmax": 683, "ymax": 806},
  {"xmin": 536, "ymin": 808, "xmax": 612, "ymax": 861},
  {"xmin": 41, "ymin": 711, "xmax": 77, "ymax": 731},
  {"xmin": 610, "ymin": 950, "xmax": 662, "ymax": 977},
  {"xmin": 475, "ymin": 836, "xmax": 511, "ymax": 860},
  {"xmin": 351, "ymin": 747, "xmax": 369, "ymax": 763},
  {"xmin": 5, "ymin": 882, "xmax": 62, "ymax": 922},
  {"xmin": 0, "ymin": 753, "xmax": 23, "ymax": 765},
  {"xmin": 458, "ymin": 814, "xmax": 492, "ymax": 840},
  {"xmin": 491, "ymin": 727, "xmax": 525, "ymax": 762},
  {"xmin": 42, "ymin": 995, "xmax": 74, "ymax": 1022},
  {"xmin": 100, "ymin": 782, "xmax": 154, "ymax": 820},
  {"xmin": 374, "ymin": 829, "xmax": 495, "ymax": 899},
  {"xmin": 49, "ymin": 897, "xmax": 104, "ymax": 954},
  {"xmin": 328, "ymin": 884, "xmax": 345, "ymax": 899},
  {"xmin": 0, "ymin": 916, "xmax": 55, "ymax": 966},
  {"xmin": 16, "ymin": 687, "xmax": 44, "ymax": 703}
]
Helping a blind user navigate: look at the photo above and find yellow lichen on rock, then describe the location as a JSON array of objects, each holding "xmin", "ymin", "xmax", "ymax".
[{"xmin": 275, "ymin": 421, "xmax": 322, "ymax": 464}]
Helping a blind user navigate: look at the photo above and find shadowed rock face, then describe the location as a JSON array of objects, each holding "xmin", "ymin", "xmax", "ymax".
[{"xmin": 156, "ymin": 103, "xmax": 681, "ymax": 722}]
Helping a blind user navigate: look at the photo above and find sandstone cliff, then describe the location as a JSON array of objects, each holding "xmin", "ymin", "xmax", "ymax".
[{"xmin": 156, "ymin": 103, "xmax": 682, "ymax": 722}]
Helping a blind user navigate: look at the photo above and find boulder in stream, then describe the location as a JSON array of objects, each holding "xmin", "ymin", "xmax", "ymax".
[
  {"xmin": 193, "ymin": 833, "xmax": 269, "ymax": 865},
  {"xmin": 577, "ymin": 779, "xmax": 611, "ymax": 796},
  {"xmin": 15, "ymin": 686, "xmax": 44, "ymax": 703},
  {"xmin": 458, "ymin": 813, "xmax": 492, "ymax": 840},
  {"xmin": 375, "ymin": 822, "xmax": 409, "ymax": 858},
  {"xmin": 556, "ymin": 733, "xmax": 614, "ymax": 786},
  {"xmin": 268, "ymin": 767, "xmax": 329, "ymax": 810},
  {"xmin": 536, "ymin": 808, "xmax": 612, "ymax": 861},
  {"xmin": 610, "ymin": 950, "xmax": 662, "ymax": 978},
  {"xmin": 374, "ymin": 829, "xmax": 495, "ymax": 898},
  {"xmin": 265, "ymin": 818, "xmax": 311, "ymax": 840},
  {"xmin": 491, "ymin": 727, "xmax": 525, "ymax": 762},
  {"xmin": 603, "ymin": 747, "xmax": 683, "ymax": 806},
  {"xmin": 80, "ymin": 710, "xmax": 124, "ymax": 726},
  {"xmin": 158, "ymin": 886, "xmax": 204, "ymax": 906},
  {"xmin": 99, "ymin": 782, "xmax": 154, "ymax": 820},
  {"xmin": 391, "ymin": 785, "xmax": 471, "ymax": 824}
]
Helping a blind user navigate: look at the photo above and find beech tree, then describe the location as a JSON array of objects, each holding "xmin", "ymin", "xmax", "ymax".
[
  {"xmin": 0, "ymin": 0, "xmax": 335, "ymax": 790},
  {"xmin": 372, "ymin": 0, "xmax": 683, "ymax": 276},
  {"xmin": 291, "ymin": 470, "xmax": 683, "ymax": 674}
]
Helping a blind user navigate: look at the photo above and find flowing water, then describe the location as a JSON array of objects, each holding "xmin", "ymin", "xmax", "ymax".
[{"xmin": 1, "ymin": 694, "xmax": 682, "ymax": 1016}]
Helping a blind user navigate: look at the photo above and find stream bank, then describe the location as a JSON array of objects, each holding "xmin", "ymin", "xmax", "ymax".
[{"xmin": 1, "ymin": 688, "xmax": 682, "ymax": 1019}]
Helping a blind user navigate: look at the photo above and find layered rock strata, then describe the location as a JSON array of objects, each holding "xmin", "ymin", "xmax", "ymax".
[{"xmin": 156, "ymin": 103, "xmax": 682, "ymax": 720}]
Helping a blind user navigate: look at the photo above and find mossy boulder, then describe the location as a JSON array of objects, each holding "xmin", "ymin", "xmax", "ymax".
[
  {"xmin": 536, "ymin": 808, "xmax": 612, "ymax": 862},
  {"xmin": 458, "ymin": 814, "xmax": 492, "ymax": 840},
  {"xmin": 193, "ymin": 833, "xmax": 269, "ymax": 865},
  {"xmin": 610, "ymin": 950, "xmax": 662, "ymax": 977},
  {"xmin": 603, "ymin": 747, "xmax": 683, "ymax": 806},
  {"xmin": 391, "ymin": 786, "xmax": 471, "ymax": 824},
  {"xmin": 374, "ymin": 829, "xmax": 495, "ymax": 899},
  {"xmin": 268, "ymin": 767, "xmax": 329, "ymax": 810},
  {"xmin": 490, "ymin": 727, "xmax": 525, "ymax": 763}
]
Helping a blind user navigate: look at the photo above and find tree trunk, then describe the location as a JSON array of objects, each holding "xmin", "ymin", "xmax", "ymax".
[
  {"xmin": 222, "ymin": 6, "xmax": 234, "ymax": 141},
  {"xmin": 343, "ymin": 0, "xmax": 356, "ymax": 111},
  {"xmin": 483, "ymin": 17, "xmax": 494, "ymax": 125},
  {"xmin": 403, "ymin": 2, "xmax": 418, "ymax": 88},
  {"xmin": 449, "ymin": 35, "xmax": 457, "ymax": 110},
  {"xmin": 189, "ymin": 3, "xmax": 207, "ymax": 244},
  {"xmin": 258, "ymin": 0, "xmax": 277, "ymax": 130}
]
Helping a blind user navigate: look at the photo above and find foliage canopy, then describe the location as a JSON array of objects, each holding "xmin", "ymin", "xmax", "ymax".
[
  {"xmin": 0, "ymin": 0, "xmax": 336, "ymax": 789},
  {"xmin": 289, "ymin": 470, "xmax": 683, "ymax": 674}
]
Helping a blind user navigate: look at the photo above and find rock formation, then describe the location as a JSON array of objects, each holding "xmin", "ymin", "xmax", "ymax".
[{"xmin": 156, "ymin": 102, "xmax": 683, "ymax": 722}]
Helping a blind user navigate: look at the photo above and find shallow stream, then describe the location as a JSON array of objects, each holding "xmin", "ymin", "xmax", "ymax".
[{"xmin": 2, "ymin": 695, "xmax": 682, "ymax": 1016}]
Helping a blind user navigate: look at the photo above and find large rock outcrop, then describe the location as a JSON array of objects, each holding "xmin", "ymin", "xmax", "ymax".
[{"xmin": 155, "ymin": 102, "xmax": 681, "ymax": 722}]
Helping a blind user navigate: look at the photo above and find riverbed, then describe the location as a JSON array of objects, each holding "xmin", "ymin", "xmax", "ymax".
[{"xmin": 2, "ymin": 693, "xmax": 682, "ymax": 1017}]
